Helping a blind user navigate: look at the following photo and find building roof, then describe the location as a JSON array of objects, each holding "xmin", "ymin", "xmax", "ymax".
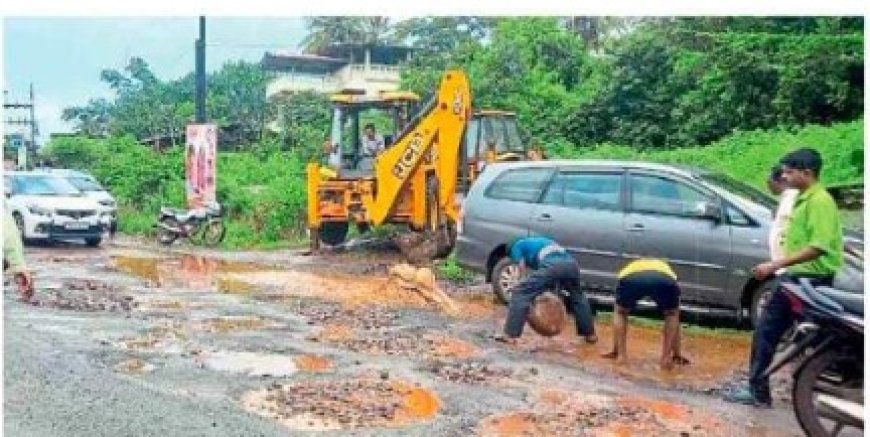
[
  {"xmin": 313, "ymin": 43, "xmax": 414, "ymax": 64},
  {"xmin": 262, "ymin": 44, "xmax": 415, "ymax": 74},
  {"xmin": 261, "ymin": 52, "xmax": 347, "ymax": 74}
]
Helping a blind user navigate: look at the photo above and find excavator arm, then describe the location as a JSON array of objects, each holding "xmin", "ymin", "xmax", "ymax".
[{"xmin": 364, "ymin": 70, "xmax": 470, "ymax": 226}]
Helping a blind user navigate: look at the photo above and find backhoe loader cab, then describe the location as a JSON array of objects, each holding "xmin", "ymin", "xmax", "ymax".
[
  {"xmin": 461, "ymin": 110, "xmax": 531, "ymax": 190},
  {"xmin": 325, "ymin": 91, "xmax": 419, "ymax": 174}
]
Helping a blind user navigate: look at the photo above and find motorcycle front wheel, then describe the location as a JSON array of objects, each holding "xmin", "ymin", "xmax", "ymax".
[
  {"xmin": 201, "ymin": 220, "xmax": 226, "ymax": 247},
  {"xmin": 157, "ymin": 217, "xmax": 180, "ymax": 245},
  {"xmin": 793, "ymin": 347, "xmax": 864, "ymax": 437}
]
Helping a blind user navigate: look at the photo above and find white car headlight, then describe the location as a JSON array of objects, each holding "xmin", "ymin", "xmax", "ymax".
[
  {"xmin": 98, "ymin": 199, "xmax": 116, "ymax": 208},
  {"xmin": 27, "ymin": 204, "xmax": 52, "ymax": 216}
]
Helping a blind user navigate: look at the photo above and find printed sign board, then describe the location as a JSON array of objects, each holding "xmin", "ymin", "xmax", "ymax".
[{"xmin": 185, "ymin": 124, "xmax": 217, "ymax": 208}]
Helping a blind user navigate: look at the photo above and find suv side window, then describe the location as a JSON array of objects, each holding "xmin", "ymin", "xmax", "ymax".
[
  {"xmin": 485, "ymin": 167, "xmax": 553, "ymax": 203},
  {"xmin": 629, "ymin": 173, "xmax": 711, "ymax": 217},
  {"xmin": 726, "ymin": 205, "xmax": 752, "ymax": 226},
  {"xmin": 542, "ymin": 171, "xmax": 622, "ymax": 211}
]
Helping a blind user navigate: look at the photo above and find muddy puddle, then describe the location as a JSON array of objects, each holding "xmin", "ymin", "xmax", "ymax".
[
  {"xmin": 499, "ymin": 316, "xmax": 751, "ymax": 392},
  {"xmin": 195, "ymin": 350, "xmax": 299, "ymax": 377},
  {"xmin": 109, "ymin": 252, "xmax": 273, "ymax": 292},
  {"xmin": 241, "ymin": 376, "xmax": 439, "ymax": 431}
]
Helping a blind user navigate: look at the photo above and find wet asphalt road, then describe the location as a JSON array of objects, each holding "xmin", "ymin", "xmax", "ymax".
[{"xmin": 3, "ymin": 238, "xmax": 807, "ymax": 436}]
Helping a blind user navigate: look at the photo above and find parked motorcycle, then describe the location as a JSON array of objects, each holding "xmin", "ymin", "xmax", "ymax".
[
  {"xmin": 155, "ymin": 202, "xmax": 225, "ymax": 246},
  {"xmin": 762, "ymin": 277, "xmax": 863, "ymax": 437}
]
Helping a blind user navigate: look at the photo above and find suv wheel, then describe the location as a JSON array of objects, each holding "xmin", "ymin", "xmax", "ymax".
[
  {"xmin": 491, "ymin": 257, "xmax": 522, "ymax": 304},
  {"xmin": 750, "ymin": 279, "xmax": 778, "ymax": 328}
]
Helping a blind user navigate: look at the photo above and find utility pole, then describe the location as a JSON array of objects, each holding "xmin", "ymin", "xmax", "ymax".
[
  {"xmin": 195, "ymin": 16, "xmax": 206, "ymax": 123},
  {"xmin": 3, "ymin": 85, "xmax": 38, "ymax": 169}
]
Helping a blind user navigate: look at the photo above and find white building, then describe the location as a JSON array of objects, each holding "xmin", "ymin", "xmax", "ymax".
[{"xmin": 261, "ymin": 44, "xmax": 414, "ymax": 98}]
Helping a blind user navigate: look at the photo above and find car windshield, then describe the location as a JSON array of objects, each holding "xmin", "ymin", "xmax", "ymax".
[
  {"xmin": 697, "ymin": 172, "xmax": 777, "ymax": 211},
  {"xmin": 67, "ymin": 176, "xmax": 104, "ymax": 192},
  {"xmin": 15, "ymin": 175, "xmax": 82, "ymax": 196}
]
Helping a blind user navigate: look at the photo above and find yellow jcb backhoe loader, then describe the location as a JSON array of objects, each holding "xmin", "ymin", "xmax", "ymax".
[{"xmin": 306, "ymin": 69, "xmax": 540, "ymax": 260}]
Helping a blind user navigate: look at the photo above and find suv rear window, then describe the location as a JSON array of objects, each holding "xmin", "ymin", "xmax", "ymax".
[{"xmin": 485, "ymin": 167, "xmax": 553, "ymax": 203}]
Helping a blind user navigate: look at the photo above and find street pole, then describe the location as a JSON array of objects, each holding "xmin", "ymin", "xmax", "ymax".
[{"xmin": 195, "ymin": 16, "xmax": 206, "ymax": 123}]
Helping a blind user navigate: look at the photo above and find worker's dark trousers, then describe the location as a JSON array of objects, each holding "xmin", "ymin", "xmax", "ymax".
[
  {"xmin": 504, "ymin": 257, "xmax": 595, "ymax": 338},
  {"xmin": 748, "ymin": 274, "xmax": 833, "ymax": 403}
]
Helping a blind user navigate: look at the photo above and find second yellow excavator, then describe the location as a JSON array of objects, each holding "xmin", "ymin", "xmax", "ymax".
[{"xmin": 306, "ymin": 69, "xmax": 540, "ymax": 260}]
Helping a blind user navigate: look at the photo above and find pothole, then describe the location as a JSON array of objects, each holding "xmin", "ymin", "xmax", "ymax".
[
  {"xmin": 241, "ymin": 377, "xmax": 439, "ymax": 431},
  {"xmin": 188, "ymin": 316, "xmax": 282, "ymax": 333},
  {"xmin": 114, "ymin": 358, "xmax": 156, "ymax": 374},
  {"xmin": 478, "ymin": 389, "xmax": 737, "ymax": 436},
  {"xmin": 288, "ymin": 300, "xmax": 400, "ymax": 330},
  {"xmin": 294, "ymin": 355, "xmax": 333, "ymax": 372},
  {"xmin": 427, "ymin": 360, "xmax": 513, "ymax": 385},
  {"xmin": 195, "ymin": 350, "xmax": 298, "ymax": 377},
  {"xmin": 33, "ymin": 280, "xmax": 138, "ymax": 313},
  {"xmin": 309, "ymin": 326, "xmax": 479, "ymax": 359},
  {"xmin": 478, "ymin": 405, "xmax": 652, "ymax": 436},
  {"xmin": 115, "ymin": 325, "xmax": 187, "ymax": 351},
  {"xmin": 109, "ymin": 253, "xmax": 272, "ymax": 291}
]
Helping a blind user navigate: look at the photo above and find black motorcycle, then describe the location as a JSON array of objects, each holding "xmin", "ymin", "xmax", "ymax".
[
  {"xmin": 155, "ymin": 202, "xmax": 225, "ymax": 246},
  {"xmin": 762, "ymin": 278, "xmax": 864, "ymax": 437}
]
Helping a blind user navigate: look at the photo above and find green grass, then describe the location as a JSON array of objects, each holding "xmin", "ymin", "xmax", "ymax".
[
  {"xmin": 554, "ymin": 120, "xmax": 863, "ymax": 191},
  {"xmin": 436, "ymin": 254, "xmax": 477, "ymax": 283}
]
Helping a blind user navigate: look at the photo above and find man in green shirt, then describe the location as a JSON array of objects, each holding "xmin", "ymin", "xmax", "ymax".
[
  {"xmin": 4, "ymin": 202, "xmax": 33, "ymax": 301},
  {"xmin": 727, "ymin": 148, "xmax": 843, "ymax": 407}
]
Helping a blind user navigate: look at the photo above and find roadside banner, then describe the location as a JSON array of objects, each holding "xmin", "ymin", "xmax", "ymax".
[{"xmin": 185, "ymin": 124, "xmax": 218, "ymax": 209}]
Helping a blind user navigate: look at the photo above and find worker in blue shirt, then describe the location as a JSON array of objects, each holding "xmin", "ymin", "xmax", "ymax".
[{"xmin": 495, "ymin": 236, "xmax": 597, "ymax": 345}]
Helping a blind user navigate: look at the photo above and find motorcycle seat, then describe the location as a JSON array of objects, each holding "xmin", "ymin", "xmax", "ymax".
[
  {"xmin": 160, "ymin": 207, "xmax": 198, "ymax": 223},
  {"xmin": 816, "ymin": 287, "xmax": 864, "ymax": 316}
]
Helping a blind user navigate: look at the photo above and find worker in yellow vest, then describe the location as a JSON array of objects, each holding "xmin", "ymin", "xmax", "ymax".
[{"xmin": 601, "ymin": 258, "xmax": 690, "ymax": 370}]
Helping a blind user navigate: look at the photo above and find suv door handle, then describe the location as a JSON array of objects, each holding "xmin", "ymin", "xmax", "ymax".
[
  {"xmin": 626, "ymin": 223, "xmax": 645, "ymax": 232},
  {"xmin": 537, "ymin": 213, "xmax": 552, "ymax": 222}
]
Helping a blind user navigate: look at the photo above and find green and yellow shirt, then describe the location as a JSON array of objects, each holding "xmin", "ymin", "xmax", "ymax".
[{"xmin": 783, "ymin": 182, "xmax": 843, "ymax": 276}]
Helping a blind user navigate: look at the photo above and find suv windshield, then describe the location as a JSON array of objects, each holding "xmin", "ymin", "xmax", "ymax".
[
  {"xmin": 698, "ymin": 172, "xmax": 777, "ymax": 210},
  {"xmin": 15, "ymin": 175, "xmax": 82, "ymax": 196},
  {"xmin": 67, "ymin": 176, "xmax": 104, "ymax": 192}
]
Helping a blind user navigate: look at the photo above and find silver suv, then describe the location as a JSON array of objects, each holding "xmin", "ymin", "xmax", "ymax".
[{"xmin": 455, "ymin": 160, "xmax": 863, "ymax": 326}]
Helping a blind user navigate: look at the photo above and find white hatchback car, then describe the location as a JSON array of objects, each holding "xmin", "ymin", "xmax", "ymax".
[{"xmin": 4, "ymin": 171, "xmax": 105, "ymax": 246}]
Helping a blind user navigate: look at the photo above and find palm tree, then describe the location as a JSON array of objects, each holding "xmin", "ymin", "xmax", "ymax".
[{"xmin": 301, "ymin": 16, "xmax": 395, "ymax": 53}]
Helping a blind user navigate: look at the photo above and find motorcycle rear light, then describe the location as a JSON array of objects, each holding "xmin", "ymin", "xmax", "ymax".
[{"xmin": 784, "ymin": 291, "xmax": 804, "ymax": 315}]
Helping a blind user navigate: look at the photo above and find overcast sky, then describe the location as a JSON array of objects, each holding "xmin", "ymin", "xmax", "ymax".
[{"xmin": 3, "ymin": 17, "xmax": 309, "ymax": 143}]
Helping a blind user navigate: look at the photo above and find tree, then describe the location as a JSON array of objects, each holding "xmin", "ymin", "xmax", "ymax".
[
  {"xmin": 207, "ymin": 61, "xmax": 269, "ymax": 143},
  {"xmin": 301, "ymin": 16, "xmax": 396, "ymax": 53},
  {"xmin": 61, "ymin": 98, "xmax": 114, "ymax": 137},
  {"xmin": 393, "ymin": 17, "xmax": 494, "ymax": 51}
]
